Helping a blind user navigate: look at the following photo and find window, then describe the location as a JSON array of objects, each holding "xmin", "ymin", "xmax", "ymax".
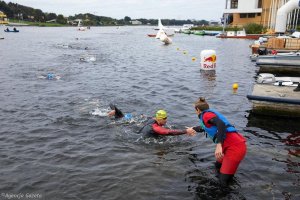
[
  {"xmin": 248, "ymin": 13, "xmax": 256, "ymax": 18},
  {"xmin": 258, "ymin": 0, "xmax": 262, "ymax": 8},
  {"xmin": 231, "ymin": 0, "xmax": 238, "ymax": 9},
  {"xmin": 240, "ymin": 13, "xmax": 257, "ymax": 19},
  {"xmin": 240, "ymin": 14, "xmax": 247, "ymax": 18},
  {"xmin": 257, "ymin": 13, "xmax": 261, "ymax": 16}
]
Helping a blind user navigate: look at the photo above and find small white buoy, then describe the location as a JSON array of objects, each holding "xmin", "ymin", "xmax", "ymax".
[{"xmin": 200, "ymin": 50, "xmax": 216, "ymax": 70}]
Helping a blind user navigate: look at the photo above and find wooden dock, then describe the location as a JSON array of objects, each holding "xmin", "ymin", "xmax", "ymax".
[{"xmin": 247, "ymin": 84, "xmax": 300, "ymax": 117}]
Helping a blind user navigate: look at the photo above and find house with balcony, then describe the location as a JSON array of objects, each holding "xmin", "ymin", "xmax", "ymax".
[{"xmin": 223, "ymin": 0, "xmax": 299, "ymax": 31}]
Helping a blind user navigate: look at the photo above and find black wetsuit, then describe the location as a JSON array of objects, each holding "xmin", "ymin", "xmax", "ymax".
[{"xmin": 139, "ymin": 119, "xmax": 187, "ymax": 138}]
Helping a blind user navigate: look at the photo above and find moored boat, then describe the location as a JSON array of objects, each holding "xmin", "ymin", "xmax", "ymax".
[
  {"xmin": 256, "ymin": 53, "xmax": 300, "ymax": 66},
  {"xmin": 217, "ymin": 33, "xmax": 261, "ymax": 39},
  {"xmin": 194, "ymin": 30, "xmax": 205, "ymax": 36},
  {"xmin": 217, "ymin": 30, "xmax": 261, "ymax": 40},
  {"xmin": 147, "ymin": 34, "xmax": 156, "ymax": 37}
]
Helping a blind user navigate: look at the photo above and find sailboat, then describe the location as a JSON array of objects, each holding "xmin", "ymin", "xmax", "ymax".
[
  {"xmin": 159, "ymin": 31, "xmax": 172, "ymax": 45},
  {"xmin": 155, "ymin": 19, "xmax": 172, "ymax": 44},
  {"xmin": 77, "ymin": 20, "xmax": 87, "ymax": 31},
  {"xmin": 157, "ymin": 18, "xmax": 175, "ymax": 36},
  {"xmin": 148, "ymin": 18, "xmax": 175, "ymax": 38}
]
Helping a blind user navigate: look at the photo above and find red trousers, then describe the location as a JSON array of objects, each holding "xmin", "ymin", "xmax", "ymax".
[{"xmin": 218, "ymin": 141, "xmax": 247, "ymax": 175}]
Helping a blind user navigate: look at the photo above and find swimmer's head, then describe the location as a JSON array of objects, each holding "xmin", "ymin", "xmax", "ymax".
[
  {"xmin": 155, "ymin": 110, "xmax": 167, "ymax": 125},
  {"xmin": 155, "ymin": 110, "xmax": 167, "ymax": 120}
]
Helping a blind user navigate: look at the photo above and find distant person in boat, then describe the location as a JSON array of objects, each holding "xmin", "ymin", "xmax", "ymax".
[
  {"xmin": 190, "ymin": 97, "xmax": 247, "ymax": 187},
  {"xmin": 139, "ymin": 110, "xmax": 196, "ymax": 137},
  {"xmin": 107, "ymin": 103, "xmax": 132, "ymax": 120},
  {"xmin": 13, "ymin": 27, "xmax": 17, "ymax": 32},
  {"xmin": 6, "ymin": 27, "xmax": 9, "ymax": 31}
]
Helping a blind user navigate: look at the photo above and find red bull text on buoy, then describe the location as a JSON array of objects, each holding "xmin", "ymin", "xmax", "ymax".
[{"xmin": 200, "ymin": 50, "xmax": 216, "ymax": 70}]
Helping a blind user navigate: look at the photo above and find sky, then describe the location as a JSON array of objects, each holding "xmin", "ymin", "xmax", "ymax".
[{"xmin": 4, "ymin": 0, "xmax": 225, "ymax": 21}]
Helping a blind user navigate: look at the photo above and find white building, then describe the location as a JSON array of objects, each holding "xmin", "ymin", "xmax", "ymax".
[
  {"xmin": 223, "ymin": 0, "xmax": 300, "ymax": 31},
  {"xmin": 131, "ymin": 20, "xmax": 142, "ymax": 25}
]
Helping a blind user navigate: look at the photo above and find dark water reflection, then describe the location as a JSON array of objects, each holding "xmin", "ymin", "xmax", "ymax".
[{"xmin": 0, "ymin": 26, "xmax": 299, "ymax": 199}]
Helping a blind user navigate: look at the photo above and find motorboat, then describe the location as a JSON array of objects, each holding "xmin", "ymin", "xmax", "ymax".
[
  {"xmin": 247, "ymin": 73, "xmax": 300, "ymax": 117},
  {"xmin": 256, "ymin": 53, "xmax": 300, "ymax": 66},
  {"xmin": 250, "ymin": 51, "xmax": 300, "ymax": 61}
]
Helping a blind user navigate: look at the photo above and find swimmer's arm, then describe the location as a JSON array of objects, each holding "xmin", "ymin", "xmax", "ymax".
[{"xmin": 152, "ymin": 124, "xmax": 187, "ymax": 136}]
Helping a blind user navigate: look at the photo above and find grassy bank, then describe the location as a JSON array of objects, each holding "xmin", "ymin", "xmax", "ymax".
[{"xmin": 8, "ymin": 19, "xmax": 69, "ymax": 27}]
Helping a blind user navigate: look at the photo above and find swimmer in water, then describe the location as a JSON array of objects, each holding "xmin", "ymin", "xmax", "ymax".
[
  {"xmin": 107, "ymin": 103, "xmax": 132, "ymax": 120},
  {"xmin": 139, "ymin": 110, "xmax": 196, "ymax": 137},
  {"xmin": 38, "ymin": 73, "xmax": 61, "ymax": 80}
]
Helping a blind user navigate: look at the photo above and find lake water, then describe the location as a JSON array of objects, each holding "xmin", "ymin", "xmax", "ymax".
[{"xmin": 0, "ymin": 26, "xmax": 299, "ymax": 200}]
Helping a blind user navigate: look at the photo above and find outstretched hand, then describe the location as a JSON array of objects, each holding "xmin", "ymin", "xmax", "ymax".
[
  {"xmin": 186, "ymin": 127, "xmax": 196, "ymax": 136},
  {"xmin": 215, "ymin": 143, "xmax": 224, "ymax": 160}
]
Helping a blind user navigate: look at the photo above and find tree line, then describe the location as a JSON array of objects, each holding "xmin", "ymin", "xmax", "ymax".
[{"xmin": 0, "ymin": 1, "xmax": 209, "ymax": 26}]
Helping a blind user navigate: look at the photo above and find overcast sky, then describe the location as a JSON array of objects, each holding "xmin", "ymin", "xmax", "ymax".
[{"xmin": 4, "ymin": 0, "xmax": 225, "ymax": 21}]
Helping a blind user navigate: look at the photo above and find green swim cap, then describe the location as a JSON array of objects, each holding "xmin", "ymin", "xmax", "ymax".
[{"xmin": 156, "ymin": 110, "xmax": 167, "ymax": 119}]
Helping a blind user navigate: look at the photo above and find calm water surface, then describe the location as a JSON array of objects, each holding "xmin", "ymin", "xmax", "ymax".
[{"xmin": 0, "ymin": 26, "xmax": 299, "ymax": 200}]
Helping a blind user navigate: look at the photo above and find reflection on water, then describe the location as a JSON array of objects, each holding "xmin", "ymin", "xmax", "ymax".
[{"xmin": 245, "ymin": 112, "xmax": 300, "ymax": 199}]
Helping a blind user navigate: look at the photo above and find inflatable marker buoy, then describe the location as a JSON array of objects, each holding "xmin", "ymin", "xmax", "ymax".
[
  {"xmin": 200, "ymin": 50, "xmax": 216, "ymax": 70},
  {"xmin": 192, "ymin": 57, "xmax": 196, "ymax": 61},
  {"xmin": 183, "ymin": 51, "xmax": 187, "ymax": 55},
  {"xmin": 176, "ymin": 48, "xmax": 180, "ymax": 51}
]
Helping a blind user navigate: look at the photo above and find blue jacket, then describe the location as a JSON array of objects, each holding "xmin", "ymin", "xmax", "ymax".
[{"xmin": 199, "ymin": 109, "xmax": 237, "ymax": 143}]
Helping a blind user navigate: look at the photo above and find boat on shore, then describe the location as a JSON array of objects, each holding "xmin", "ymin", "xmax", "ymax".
[{"xmin": 247, "ymin": 73, "xmax": 300, "ymax": 117}]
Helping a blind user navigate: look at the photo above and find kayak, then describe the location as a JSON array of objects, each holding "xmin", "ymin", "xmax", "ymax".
[{"xmin": 4, "ymin": 30, "xmax": 19, "ymax": 32}]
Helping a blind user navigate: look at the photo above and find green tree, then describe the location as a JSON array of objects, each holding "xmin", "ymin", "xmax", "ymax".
[
  {"xmin": 56, "ymin": 14, "xmax": 66, "ymax": 24},
  {"xmin": 124, "ymin": 16, "xmax": 131, "ymax": 24},
  {"xmin": 46, "ymin": 13, "xmax": 57, "ymax": 21},
  {"xmin": 34, "ymin": 9, "xmax": 45, "ymax": 22}
]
